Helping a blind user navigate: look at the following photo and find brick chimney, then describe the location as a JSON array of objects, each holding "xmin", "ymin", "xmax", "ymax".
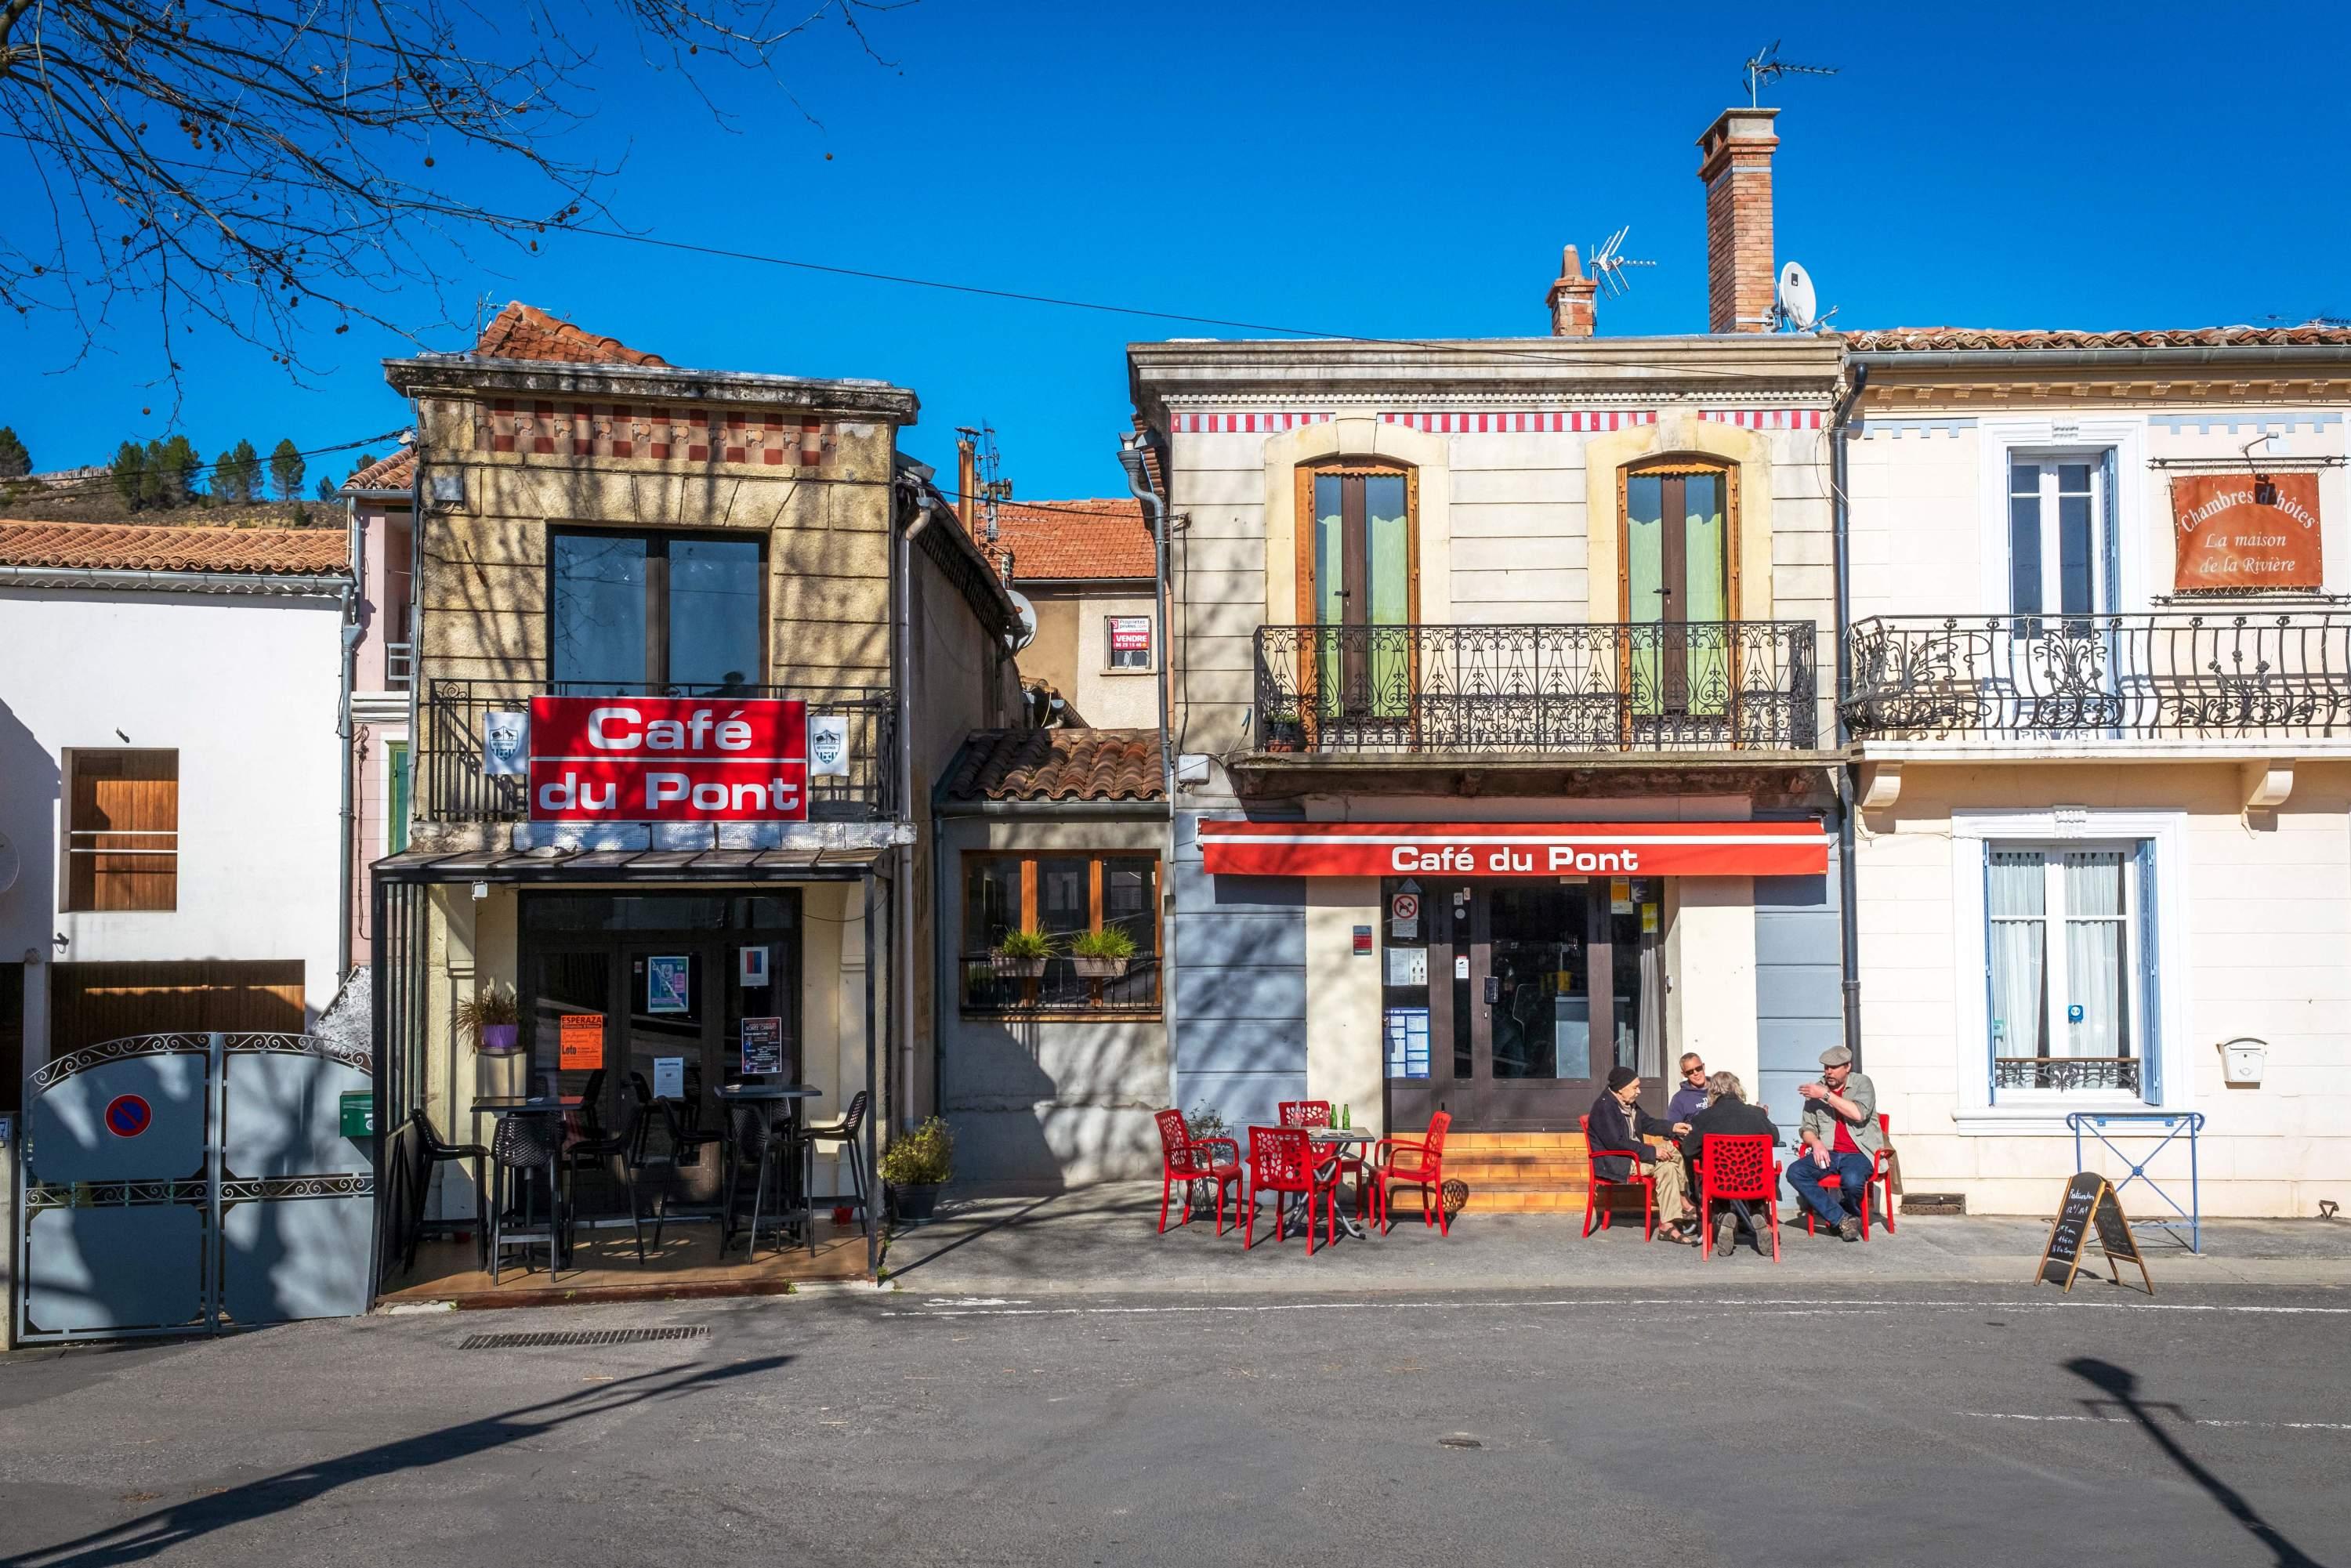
[
  {"xmin": 1696, "ymin": 107, "xmax": 1780, "ymax": 333},
  {"xmin": 1546, "ymin": 245, "xmax": 1599, "ymax": 337}
]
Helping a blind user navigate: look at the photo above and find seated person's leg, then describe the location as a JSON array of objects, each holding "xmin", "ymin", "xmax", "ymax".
[
  {"xmin": 1837, "ymin": 1153, "xmax": 1873, "ymax": 1217},
  {"xmin": 1786, "ymin": 1156, "xmax": 1838, "ymax": 1222}
]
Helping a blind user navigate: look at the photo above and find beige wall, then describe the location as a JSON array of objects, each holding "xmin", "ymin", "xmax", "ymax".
[
  {"xmin": 1165, "ymin": 411, "xmax": 1837, "ymax": 761},
  {"xmin": 1857, "ymin": 761, "xmax": 2351, "ymax": 1216},
  {"xmin": 1665, "ymin": 877, "xmax": 1759, "ymax": 1095},
  {"xmin": 412, "ymin": 394, "xmax": 900, "ymax": 690},
  {"xmin": 1304, "ymin": 878, "xmax": 1386, "ymax": 1137}
]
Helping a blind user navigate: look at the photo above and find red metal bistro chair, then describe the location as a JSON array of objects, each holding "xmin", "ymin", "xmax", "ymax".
[
  {"xmin": 1801, "ymin": 1114, "xmax": 1898, "ymax": 1240},
  {"xmin": 1280, "ymin": 1099, "xmax": 1367, "ymax": 1214},
  {"xmin": 1694, "ymin": 1133, "xmax": 1784, "ymax": 1262},
  {"xmin": 1580, "ymin": 1113, "xmax": 1657, "ymax": 1240},
  {"xmin": 1154, "ymin": 1109, "xmax": 1241, "ymax": 1234},
  {"xmin": 1367, "ymin": 1111, "xmax": 1451, "ymax": 1237},
  {"xmin": 1244, "ymin": 1124, "xmax": 1339, "ymax": 1253}
]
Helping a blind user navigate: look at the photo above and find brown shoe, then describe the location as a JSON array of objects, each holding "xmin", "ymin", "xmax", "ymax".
[
  {"xmin": 1838, "ymin": 1216, "xmax": 1862, "ymax": 1243},
  {"xmin": 1715, "ymin": 1212, "xmax": 1739, "ymax": 1257}
]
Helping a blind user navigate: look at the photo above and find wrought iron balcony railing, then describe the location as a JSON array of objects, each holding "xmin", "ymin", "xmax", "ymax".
[
  {"xmin": 1994, "ymin": 1056, "xmax": 2141, "ymax": 1093},
  {"xmin": 1844, "ymin": 614, "xmax": 2351, "ymax": 741},
  {"xmin": 1252, "ymin": 621, "xmax": 1820, "ymax": 755},
  {"xmin": 418, "ymin": 679, "xmax": 895, "ymax": 824}
]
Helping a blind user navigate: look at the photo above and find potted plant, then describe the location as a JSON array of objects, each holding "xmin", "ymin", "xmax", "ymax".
[
  {"xmin": 1068, "ymin": 925, "xmax": 1136, "ymax": 980},
  {"xmin": 989, "ymin": 928, "xmax": 1053, "ymax": 978},
  {"xmin": 456, "ymin": 985, "xmax": 521, "ymax": 1056},
  {"xmin": 881, "ymin": 1115, "xmax": 955, "ymax": 1224}
]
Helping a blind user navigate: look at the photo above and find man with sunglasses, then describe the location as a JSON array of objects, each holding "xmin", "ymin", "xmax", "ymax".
[{"xmin": 1666, "ymin": 1053, "xmax": 1711, "ymax": 1123}]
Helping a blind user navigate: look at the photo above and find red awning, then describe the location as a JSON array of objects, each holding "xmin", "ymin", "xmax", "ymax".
[{"xmin": 1197, "ymin": 820, "xmax": 1828, "ymax": 878}]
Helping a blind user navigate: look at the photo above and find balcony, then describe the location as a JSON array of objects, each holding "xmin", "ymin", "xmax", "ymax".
[
  {"xmin": 418, "ymin": 679, "xmax": 896, "ymax": 824},
  {"xmin": 1844, "ymin": 614, "xmax": 2351, "ymax": 743},
  {"xmin": 1251, "ymin": 621, "xmax": 1820, "ymax": 757}
]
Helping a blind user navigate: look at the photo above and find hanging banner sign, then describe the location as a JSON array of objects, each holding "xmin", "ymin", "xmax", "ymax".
[
  {"xmin": 527, "ymin": 695, "xmax": 808, "ymax": 822},
  {"xmin": 2172, "ymin": 472, "xmax": 2324, "ymax": 592},
  {"xmin": 1198, "ymin": 820, "xmax": 1829, "ymax": 878},
  {"xmin": 484, "ymin": 712, "xmax": 529, "ymax": 777},
  {"xmin": 806, "ymin": 714, "xmax": 850, "ymax": 779}
]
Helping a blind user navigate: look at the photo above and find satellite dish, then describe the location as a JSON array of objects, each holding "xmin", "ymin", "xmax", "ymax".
[
  {"xmin": 0, "ymin": 833, "xmax": 18, "ymax": 896},
  {"xmin": 1005, "ymin": 589, "xmax": 1038, "ymax": 654},
  {"xmin": 1777, "ymin": 262, "xmax": 1818, "ymax": 331}
]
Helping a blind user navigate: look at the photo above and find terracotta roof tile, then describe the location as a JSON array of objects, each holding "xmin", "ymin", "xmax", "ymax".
[
  {"xmin": 473, "ymin": 301, "xmax": 668, "ymax": 367},
  {"xmin": 978, "ymin": 498, "xmax": 1155, "ymax": 582},
  {"xmin": 1846, "ymin": 324, "xmax": 2351, "ymax": 352},
  {"xmin": 340, "ymin": 446, "xmax": 415, "ymax": 496},
  {"xmin": 0, "ymin": 519, "xmax": 350, "ymax": 575},
  {"xmin": 942, "ymin": 727, "xmax": 1165, "ymax": 803}
]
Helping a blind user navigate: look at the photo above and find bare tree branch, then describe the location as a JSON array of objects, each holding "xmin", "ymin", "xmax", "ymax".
[{"xmin": 1, "ymin": 0, "xmax": 912, "ymax": 418}]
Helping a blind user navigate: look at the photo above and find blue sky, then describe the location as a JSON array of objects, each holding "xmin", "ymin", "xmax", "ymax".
[{"xmin": 5, "ymin": 1, "xmax": 2349, "ymax": 500}]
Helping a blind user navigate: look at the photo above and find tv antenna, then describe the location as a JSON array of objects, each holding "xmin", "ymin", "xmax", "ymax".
[
  {"xmin": 1744, "ymin": 40, "xmax": 1838, "ymax": 107},
  {"xmin": 976, "ymin": 423, "xmax": 1012, "ymax": 543},
  {"xmin": 1588, "ymin": 226, "xmax": 1657, "ymax": 299}
]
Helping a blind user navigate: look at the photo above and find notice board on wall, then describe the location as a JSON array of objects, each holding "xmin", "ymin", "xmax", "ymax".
[{"xmin": 2172, "ymin": 472, "xmax": 2324, "ymax": 592}]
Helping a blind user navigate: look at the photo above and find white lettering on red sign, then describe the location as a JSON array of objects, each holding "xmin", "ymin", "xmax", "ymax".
[
  {"xmin": 1198, "ymin": 823, "xmax": 1828, "ymax": 879},
  {"xmin": 527, "ymin": 696, "xmax": 810, "ymax": 823}
]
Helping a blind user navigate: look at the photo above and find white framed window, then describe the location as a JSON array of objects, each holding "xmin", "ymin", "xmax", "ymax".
[
  {"xmin": 1948, "ymin": 809, "xmax": 2189, "ymax": 1131},
  {"xmin": 1973, "ymin": 418, "xmax": 2148, "ymax": 617},
  {"xmin": 2007, "ymin": 457, "xmax": 2112, "ymax": 616},
  {"xmin": 1987, "ymin": 843, "xmax": 2147, "ymax": 1096}
]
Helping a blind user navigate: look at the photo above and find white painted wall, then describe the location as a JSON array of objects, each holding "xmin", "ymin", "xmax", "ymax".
[{"xmin": 0, "ymin": 585, "xmax": 347, "ymax": 1068}]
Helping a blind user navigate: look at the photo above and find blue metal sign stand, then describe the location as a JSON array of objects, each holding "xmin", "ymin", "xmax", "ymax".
[{"xmin": 2068, "ymin": 1110, "xmax": 2204, "ymax": 1255}]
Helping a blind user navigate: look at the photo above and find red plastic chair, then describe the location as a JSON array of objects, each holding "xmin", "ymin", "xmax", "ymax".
[
  {"xmin": 1367, "ymin": 1111, "xmax": 1451, "ymax": 1236},
  {"xmin": 1154, "ymin": 1109, "xmax": 1240, "ymax": 1235},
  {"xmin": 1244, "ymin": 1124, "xmax": 1338, "ymax": 1252},
  {"xmin": 1801, "ymin": 1113, "xmax": 1897, "ymax": 1240},
  {"xmin": 1694, "ymin": 1133, "xmax": 1784, "ymax": 1261},
  {"xmin": 1580, "ymin": 1113, "xmax": 1657, "ymax": 1240},
  {"xmin": 1280, "ymin": 1099, "xmax": 1367, "ymax": 1212}
]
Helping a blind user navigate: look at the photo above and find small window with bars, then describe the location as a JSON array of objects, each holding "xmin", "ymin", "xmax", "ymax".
[{"xmin": 64, "ymin": 749, "xmax": 179, "ymax": 912}]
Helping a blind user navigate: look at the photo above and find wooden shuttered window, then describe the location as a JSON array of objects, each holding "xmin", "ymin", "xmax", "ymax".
[
  {"xmin": 65, "ymin": 749, "xmax": 179, "ymax": 912},
  {"xmin": 50, "ymin": 961, "xmax": 305, "ymax": 1054}
]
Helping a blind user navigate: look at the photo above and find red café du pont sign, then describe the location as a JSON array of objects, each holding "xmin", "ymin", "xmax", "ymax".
[
  {"xmin": 528, "ymin": 696, "xmax": 808, "ymax": 822},
  {"xmin": 1197, "ymin": 820, "xmax": 1829, "ymax": 878}
]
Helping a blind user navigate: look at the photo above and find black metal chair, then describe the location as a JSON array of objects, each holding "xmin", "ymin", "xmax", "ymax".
[
  {"xmin": 489, "ymin": 1112, "xmax": 567, "ymax": 1284},
  {"xmin": 798, "ymin": 1089, "xmax": 871, "ymax": 1240},
  {"xmin": 403, "ymin": 1109, "xmax": 491, "ymax": 1269}
]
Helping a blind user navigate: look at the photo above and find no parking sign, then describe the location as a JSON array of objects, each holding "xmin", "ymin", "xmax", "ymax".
[{"xmin": 103, "ymin": 1094, "xmax": 152, "ymax": 1138}]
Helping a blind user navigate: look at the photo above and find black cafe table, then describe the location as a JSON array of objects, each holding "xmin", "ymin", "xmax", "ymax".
[
  {"xmin": 713, "ymin": 1085, "xmax": 824, "ymax": 1257},
  {"xmin": 470, "ymin": 1095, "xmax": 584, "ymax": 1266}
]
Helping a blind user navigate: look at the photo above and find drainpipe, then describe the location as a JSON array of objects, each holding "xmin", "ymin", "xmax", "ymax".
[
  {"xmin": 897, "ymin": 486, "xmax": 939, "ymax": 1133},
  {"xmin": 1828, "ymin": 364, "xmax": 1869, "ymax": 1069},
  {"xmin": 337, "ymin": 500, "xmax": 362, "ymax": 982},
  {"xmin": 1118, "ymin": 431, "xmax": 1179, "ymax": 1099}
]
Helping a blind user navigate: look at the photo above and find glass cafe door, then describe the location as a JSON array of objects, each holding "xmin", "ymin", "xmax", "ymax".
[{"xmin": 1383, "ymin": 878, "xmax": 1661, "ymax": 1132}]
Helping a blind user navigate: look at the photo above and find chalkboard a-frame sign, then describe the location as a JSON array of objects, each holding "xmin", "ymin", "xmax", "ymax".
[{"xmin": 2036, "ymin": 1171, "xmax": 2154, "ymax": 1295}]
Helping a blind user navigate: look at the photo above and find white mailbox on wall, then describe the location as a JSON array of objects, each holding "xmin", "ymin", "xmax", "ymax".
[{"xmin": 2220, "ymin": 1037, "xmax": 2267, "ymax": 1086}]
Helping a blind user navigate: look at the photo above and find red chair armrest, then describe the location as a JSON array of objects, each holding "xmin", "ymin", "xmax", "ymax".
[
  {"xmin": 1370, "ymin": 1138, "xmax": 1427, "ymax": 1165},
  {"xmin": 1196, "ymin": 1136, "xmax": 1240, "ymax": 1164}
]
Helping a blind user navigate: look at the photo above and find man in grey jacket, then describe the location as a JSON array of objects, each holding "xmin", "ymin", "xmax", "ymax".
[{"xmin": 1788, "ymin": 1045, "xmax": 1884, "ymax": 1241}]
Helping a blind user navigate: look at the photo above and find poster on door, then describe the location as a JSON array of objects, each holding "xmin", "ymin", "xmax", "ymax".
[
  {"xmin": 558, "ymin": 1013, "xmax": 605, "ymax": 1070},
  {"xmin": 2172, "ymin": 473, "xmax": 2323, "ymax": 592},
  {"xmin": 647, "ymin": 955, "xmax": 691, "ymax": 1015},
  {"xmin": 740, "ymin": 1016, "xmax": 785, "ymax": 1077}
]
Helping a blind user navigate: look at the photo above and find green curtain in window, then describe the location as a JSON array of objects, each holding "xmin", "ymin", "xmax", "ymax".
[{"xmin": 1364, "ymin": 474, "xmax": 1410, "ymax": 719}]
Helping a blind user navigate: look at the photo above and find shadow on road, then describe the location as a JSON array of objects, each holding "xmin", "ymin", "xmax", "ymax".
[
  {"xmin": 5, "ymin": 1353, "xmax": 793, "ymax": 1568},
  {"xmin": 2067, "ymin": 1356, "xmax": 2331, "ymax": 1568},
  {"xmin": 880, "ymin": 1192, "xmax": 1070, "ymax": 1285}
]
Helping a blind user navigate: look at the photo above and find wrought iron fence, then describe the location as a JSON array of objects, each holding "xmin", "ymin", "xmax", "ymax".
[
  {"xmin": 1252, "ymin": 621, "xmax": 1819, "ymax": 755},
  {"xmin": 1845, "ymin": 613, "xmax": 2351, "ymax": 741},
  {"xmin": 1995, "ymin": 1056, "xmax": 2141, "ymax": 1093},
  {"xmin": 418, "ymin": 679, "xmax": 895, "ymax": 824}
]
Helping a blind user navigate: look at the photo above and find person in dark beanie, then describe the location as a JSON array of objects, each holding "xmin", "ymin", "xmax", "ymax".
[{"xmin": 1585, "ymin": 1066, "xmax": 1695, "ymax": 1243}]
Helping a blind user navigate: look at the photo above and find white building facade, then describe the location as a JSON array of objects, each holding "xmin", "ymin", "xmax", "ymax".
[
  {"xmin": 1842, "ymin": 331, "xmax": 2351, "ymax": 1217},
  {"xmin": 0, "ymin": 520, "xmax": 351, "ymax": 1099}
]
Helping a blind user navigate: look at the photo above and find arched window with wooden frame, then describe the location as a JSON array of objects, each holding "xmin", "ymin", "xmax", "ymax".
[
  {"xmin": 1619, "ymin": 459, "xmax": 1739, "ymax": 728},
  {"xmin": 1293, "ymin": 462, "xmax": 1420, "ymax": 733}
]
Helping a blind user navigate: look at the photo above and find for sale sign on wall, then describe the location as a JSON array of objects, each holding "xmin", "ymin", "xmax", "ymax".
[
  {"xmin": 528, "ymin": 696, "xmax": 808, "ymax": 821},
  {"xmin": 2172, "ymin": 473, "xmax": 2324, "ymax": 592}
]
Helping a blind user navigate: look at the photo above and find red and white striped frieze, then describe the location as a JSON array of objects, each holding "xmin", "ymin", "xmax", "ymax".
[{"xmin": 1168, "ymin": 408, "xmax": 1824, "ymax": 434}]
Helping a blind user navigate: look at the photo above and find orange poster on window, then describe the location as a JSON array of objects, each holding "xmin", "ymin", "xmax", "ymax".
[
  {"xmin": 2172, "ymin": 473, "xmax": 2323, "ymax": 592},
  {"xmin": 558, "ymin": 1013, "xmax": 605, "ymax": 1070}
]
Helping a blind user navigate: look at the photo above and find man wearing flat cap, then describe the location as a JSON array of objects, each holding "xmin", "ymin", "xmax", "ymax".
[{"xmin": 1789, "ymin": 1045, "xmax": 1884, "ymax": 1242}]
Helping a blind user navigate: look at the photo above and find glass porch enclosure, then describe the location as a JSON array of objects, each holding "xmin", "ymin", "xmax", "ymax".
[{"xmin": 369, "ymin": 853, "xmax": 890, "ymax": 1301}]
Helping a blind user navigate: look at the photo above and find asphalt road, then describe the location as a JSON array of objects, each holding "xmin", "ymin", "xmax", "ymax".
[{"xmin": 2, "ymin": 1280, "xmax": 2346, "ymax": 1567}]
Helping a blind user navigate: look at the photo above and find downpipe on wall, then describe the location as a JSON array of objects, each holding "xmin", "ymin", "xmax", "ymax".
[
  {"xmin": 1118, "ymin": 432, "xmax": 1180, "ymax": 1106},
  {"xmin": 1828, "ymin": 364, "xmax": 1868, "ymax": 1069}
]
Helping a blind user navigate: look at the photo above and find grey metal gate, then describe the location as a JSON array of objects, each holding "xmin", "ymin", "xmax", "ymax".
[{"xmin": 14, "ymin": 1032, "xmax": 375, "ymax": 1343}]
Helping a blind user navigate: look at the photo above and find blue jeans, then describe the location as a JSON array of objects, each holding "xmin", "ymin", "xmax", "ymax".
[{"xmin": 1788, "ymin": 1150, "xmax": 1875, "ymax": 1225}]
